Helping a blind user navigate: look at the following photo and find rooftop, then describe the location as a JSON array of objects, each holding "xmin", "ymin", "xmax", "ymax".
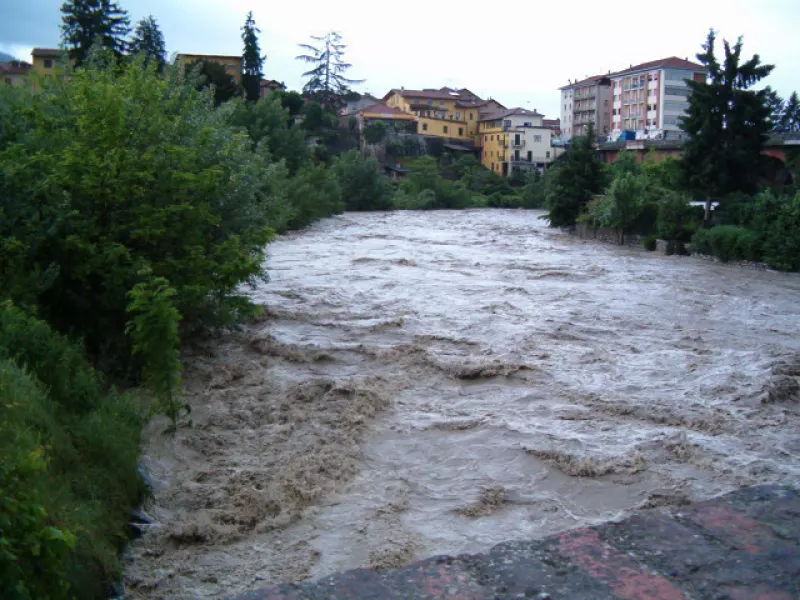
[
  {"xmin": 612, "ymin": 56, "xmax": 705, "ymax": 77},
  {"xmin": 384, "ymin": 87, "xmax": 483, "ymax": 102},
  {"xmin": 0, "ymin": 60, "xmax": 32, "ymax": 75},
  {"xmin": 359, "ymin": 102, "xmax": 416, "ymax": 119},
  {"xmin": 560, "ymin": 57, "xmax": 705, "ymax": 89},
  {"xmin": 480, "ymin": 107, "xmax": 545, "ymax": 122},
  {"xmin": 31, "ymin": 48, "xmax": 60, "ymax": 57}
]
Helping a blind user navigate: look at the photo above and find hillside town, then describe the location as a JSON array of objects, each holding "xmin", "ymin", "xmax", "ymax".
[{"xmin": 2, "ymin": 47, "xmax": 715, "ymax": 179}]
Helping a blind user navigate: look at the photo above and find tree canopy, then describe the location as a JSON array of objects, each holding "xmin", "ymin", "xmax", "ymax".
[
  {"xmin": 545, "ymin": 121, "xmax": 607, "ymax": 227},
  {"xmin": 680, "ymin": 29, "xmax": 774, "ymax": 218},
  {"xmin": 129, "ymin": 15, "xmax": 166, "ymax": 71},
  {"xmin": 60, "ymin": 0, "xmax": 130, "ymax": 65},
  {"xmin": 296, "ymin": 31, "xmax": 363, "ymax": 107},
  {"xmin": 241, "ymin": 11, "xmax": 265, "ymax": 102}
]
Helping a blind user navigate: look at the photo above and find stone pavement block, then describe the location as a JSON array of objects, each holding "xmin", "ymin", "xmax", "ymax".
[
  {"xmin": 595, "ymin": 512, "xmax": 726, "ymax": 579},
  {"xmin": 464, "ymin": 539, "xmax": 618, "ymax": 599},
  {"xmin": 554, "ymin": 528, "xmax": 688, "ymax": 600},
  {"xmin": 725, "ymin": 485, "xmax": 800, "ymax": 545}
]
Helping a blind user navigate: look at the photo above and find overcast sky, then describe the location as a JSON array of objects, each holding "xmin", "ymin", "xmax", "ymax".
[{"xmin": 1, "ymin": 0, "xmax": 797, "ymax": 117}]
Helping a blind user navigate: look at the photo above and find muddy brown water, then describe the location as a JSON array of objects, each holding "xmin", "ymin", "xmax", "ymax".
[{"xmin": 124, "ymin": 209, "xmax": 800, "ymax": 599}]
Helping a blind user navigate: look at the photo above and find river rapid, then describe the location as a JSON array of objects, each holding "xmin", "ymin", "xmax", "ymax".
[{"xmin": 125, "ymin": 210, "xmax": 800, "ymax": 599}]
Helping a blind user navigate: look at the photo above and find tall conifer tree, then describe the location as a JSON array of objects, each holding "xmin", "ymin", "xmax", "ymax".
[
  {"xmin": 296, "ymin": 31, "xmax": 363, "ymax": 108},
  {"xmin": 680, "ymin": 30, "xmax": 773, "ymax": 221},
  {"xmin": 241, "ymin": 12, "xmax": 264, "ymax": 102},
  {"xmin": 60, "ymin": 0, "xmax": 131, "ymax": 65},
  {"xmin": 130, "ymin": 15, "xmax": 167, "ymax": 71}
]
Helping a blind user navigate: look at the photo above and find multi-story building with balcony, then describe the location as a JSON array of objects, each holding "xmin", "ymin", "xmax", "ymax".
[
  {"xmin": 559, "ymin": 74, "xmax": 612, "ymax": 141},
  {"xmin": 609, "ymin": 57, "xmax": 705, "ymax": 138},
  {"xmin": 478, "ymin": 108, "xmax": 555, "ymax": 176},
  {"xmin": 383, "ymin": 87, "xmax": 504, "ymax": 141}
]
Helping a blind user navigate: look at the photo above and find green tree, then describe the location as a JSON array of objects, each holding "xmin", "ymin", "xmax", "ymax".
[
  {"xmin": 780, "ymin": 91, "xmax": 800, "ymax": 132},
  {"xmin": 241, "ymin": 11, "xmax": 265, "ymax": 102},
  {"xmin": 129, "ymin": 15, "xmax": 166, "ymax": 71},
  {"xmin": 763, "ymin": 86, "xmax": 785, "ymax": 130},
  {"xmin": 60, "ymin": 0, "xmax": 130, "ymax": 65},
  {"xmin": 185, "ymin": 59, "xmax": 240, "ymax": 106},
  {"xmin": 296, "ymin": 31, "xmax": 364, "ymax": 108},
  {"xmin": 228, "ymin": 95, "xmax": 308, "ymax": 174},
  {"xmin": 520, "ymin": 168, "xmax": 546, "ymax": 208},
  {"xmin": 332, "ymin": 151, "xmax": 393, "ymax": 211},
  {"xmin": 276, "ymin": 90, "xmax": 305, "ymax": 117},
  {"xmin": 607, "ymin": 173, "xmax": 645, "ymax": 244},
  {"xmin": 680, "ymin": 29, "xmax": 774, "ymax": 221},
  {"xmin": 363, "ymin": 121, "xmax": 386, "ymax": 145},
  {"xmin": 400, "ymin": 157, "xmax": 471, "ymax": 209},
  {"xmin": 0, "ymin": 59, "xmax": 276, "ymax": 362},
  {"xmin": 546, "ymin": 121, "xmax": 607, "ymax": 227}
]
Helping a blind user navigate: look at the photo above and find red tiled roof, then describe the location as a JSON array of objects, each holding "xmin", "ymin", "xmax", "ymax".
[
  {"xmin": 543, "ymin": 118, "xmax": 560, "ymax": 128},
  {"xmin": 0, "ymin": 61, "xmax": 32, "ymax": 75},
  {"xmin": 612, "ymin": 56, "xmax": 704, "ymax": 77},
  {"xmin": 559, "ymin": 73, "xmax": 612, "ymax": 90},
  {"xmin": 383, "ymin": 87, "xmax": 484, "ymax": 102},
  {"xmin": 479, "ymin": 107, "xmax": 544, "ymax": 122},
  {"xmin": 560, "ymin": 57, "xmax": 705, "ymax": 90},
  {"xmin": 359, "ymin": 102, "xmax": 415, "ymax": 118},
  {"xmin": 32, "ymin": 48, "xmax": 60, "ymax": 57}
]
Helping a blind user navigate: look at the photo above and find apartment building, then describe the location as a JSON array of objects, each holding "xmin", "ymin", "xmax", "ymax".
[
  {"xmin": 383, "ymin": 87, "xmax": 504, "ymax": 140},
  {"xmin": 479, "ymin": 108, "xmax": 554, "ymax": 176},
  {"xmin": 609, "ymin": 57, "xmax": 705, "ymax": 137},
  {"xmin": 177, "ymin": 54, "xmax": 243, "ymax": 84},
  {"xmin": 559, "ymin": 74, "xmax": 612, "ymax": 141}
]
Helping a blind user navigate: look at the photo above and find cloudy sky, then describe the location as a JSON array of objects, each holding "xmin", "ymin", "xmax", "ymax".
[{"xmin": 1, "ymin": 0, "xmax": 797, "ymax": 117}]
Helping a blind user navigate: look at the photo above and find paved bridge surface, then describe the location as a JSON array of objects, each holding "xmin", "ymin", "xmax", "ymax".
[{"xmin": 234, "ymin": 484, "xmax": 799, "ymax": 600}]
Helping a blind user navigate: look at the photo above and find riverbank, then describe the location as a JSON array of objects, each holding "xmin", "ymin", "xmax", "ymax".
[{"xmin": 124, "ymin": 210, "xmax": 800, "ymax": 599}]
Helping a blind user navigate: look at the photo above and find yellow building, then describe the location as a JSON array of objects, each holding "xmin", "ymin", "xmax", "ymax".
[
  {"xmin": 382, "ymin": 87, "xmax": 497, "ymax": 142},
  {"xmin": 31, "ymin": 48, "xmax": 63, "ymax": 75},
  {"xmin": 177, "ymin": 54, "xmax": 243, "ymax": 84},
  {"xmin": 479, "ymin": 117, "xmax": 508, "ymax": 175}
]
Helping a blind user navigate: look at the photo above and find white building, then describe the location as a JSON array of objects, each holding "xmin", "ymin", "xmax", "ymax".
[
  {"xmin": 480, "ymin": 108, "xmax": 557, "ymax": 177},
  {"xmin": 609, "ymin": 57, "xmax": 706, "ymax": 139},
  {"xmin": 558, "ymin": 74, "xmax": 612, "ymax": 141}
]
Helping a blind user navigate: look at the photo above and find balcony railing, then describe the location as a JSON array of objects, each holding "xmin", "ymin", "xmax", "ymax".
[{"xmin": 511, "ymin": 140, "xmax": 526, "ymax": 148}]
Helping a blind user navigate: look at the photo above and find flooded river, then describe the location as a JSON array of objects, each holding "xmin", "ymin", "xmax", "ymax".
[{"xmin": 125, "ymin": 210, "xmax": 800, "ymax": 599}]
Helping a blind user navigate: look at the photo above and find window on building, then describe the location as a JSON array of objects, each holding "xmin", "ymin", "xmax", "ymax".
[
  {"xmin": 527, "ymin": 150, "xmax": 532, "ymax": 161},
  {"xmin": 484, "ymin": 135, "xmax": 488, "ymax": 141},
  {"xmin": 469, "ymin": 113, "xmax": 474, "ymax": 120},
  {"xmin": 491, "ymin": 135, "xmax": 494, "ymax": 141},
  {"xmin": 534, "ymin": 135, "xmax": 542, "ymax": 142},
  {"xmin": 458, "ymin": 127, "xmax": 463, "ymax": 136},
  {"xmin": 443, "ymin": 125, "xmax": 448, "ymax": 134},
  {"xmin": 422, "ymin": 123, "xmax": 428, "ymax": 131},
  {"xmin": 44, "ymin": 59, "xmax": 53, "ymax": 68},
  {"xmin": 439, "ymin": 100, "xmax": 444, "ymax": 105},
  {"xmin": 427, "ymin": 99, "xmax": 433, "ymax": 105},
  {"xmin": 491, "ymin": 163, "xmax": 495, "ymax": 170},
  {"xmin": 456, "ymin": 112, "xmax": 461, "ymax": 119}
]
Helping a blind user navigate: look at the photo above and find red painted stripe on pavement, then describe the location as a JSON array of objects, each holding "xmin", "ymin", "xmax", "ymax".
[
  {"xmin": 558, "ymin": 528, "xmax": 687, "ymax": 600},
  {"xmin": 687, "ymin": 504, "xmax": 776, "ymax": 554},
  {"xmin": 418, "ymin": 564, "xmax": 485, "ymax": 600}
]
